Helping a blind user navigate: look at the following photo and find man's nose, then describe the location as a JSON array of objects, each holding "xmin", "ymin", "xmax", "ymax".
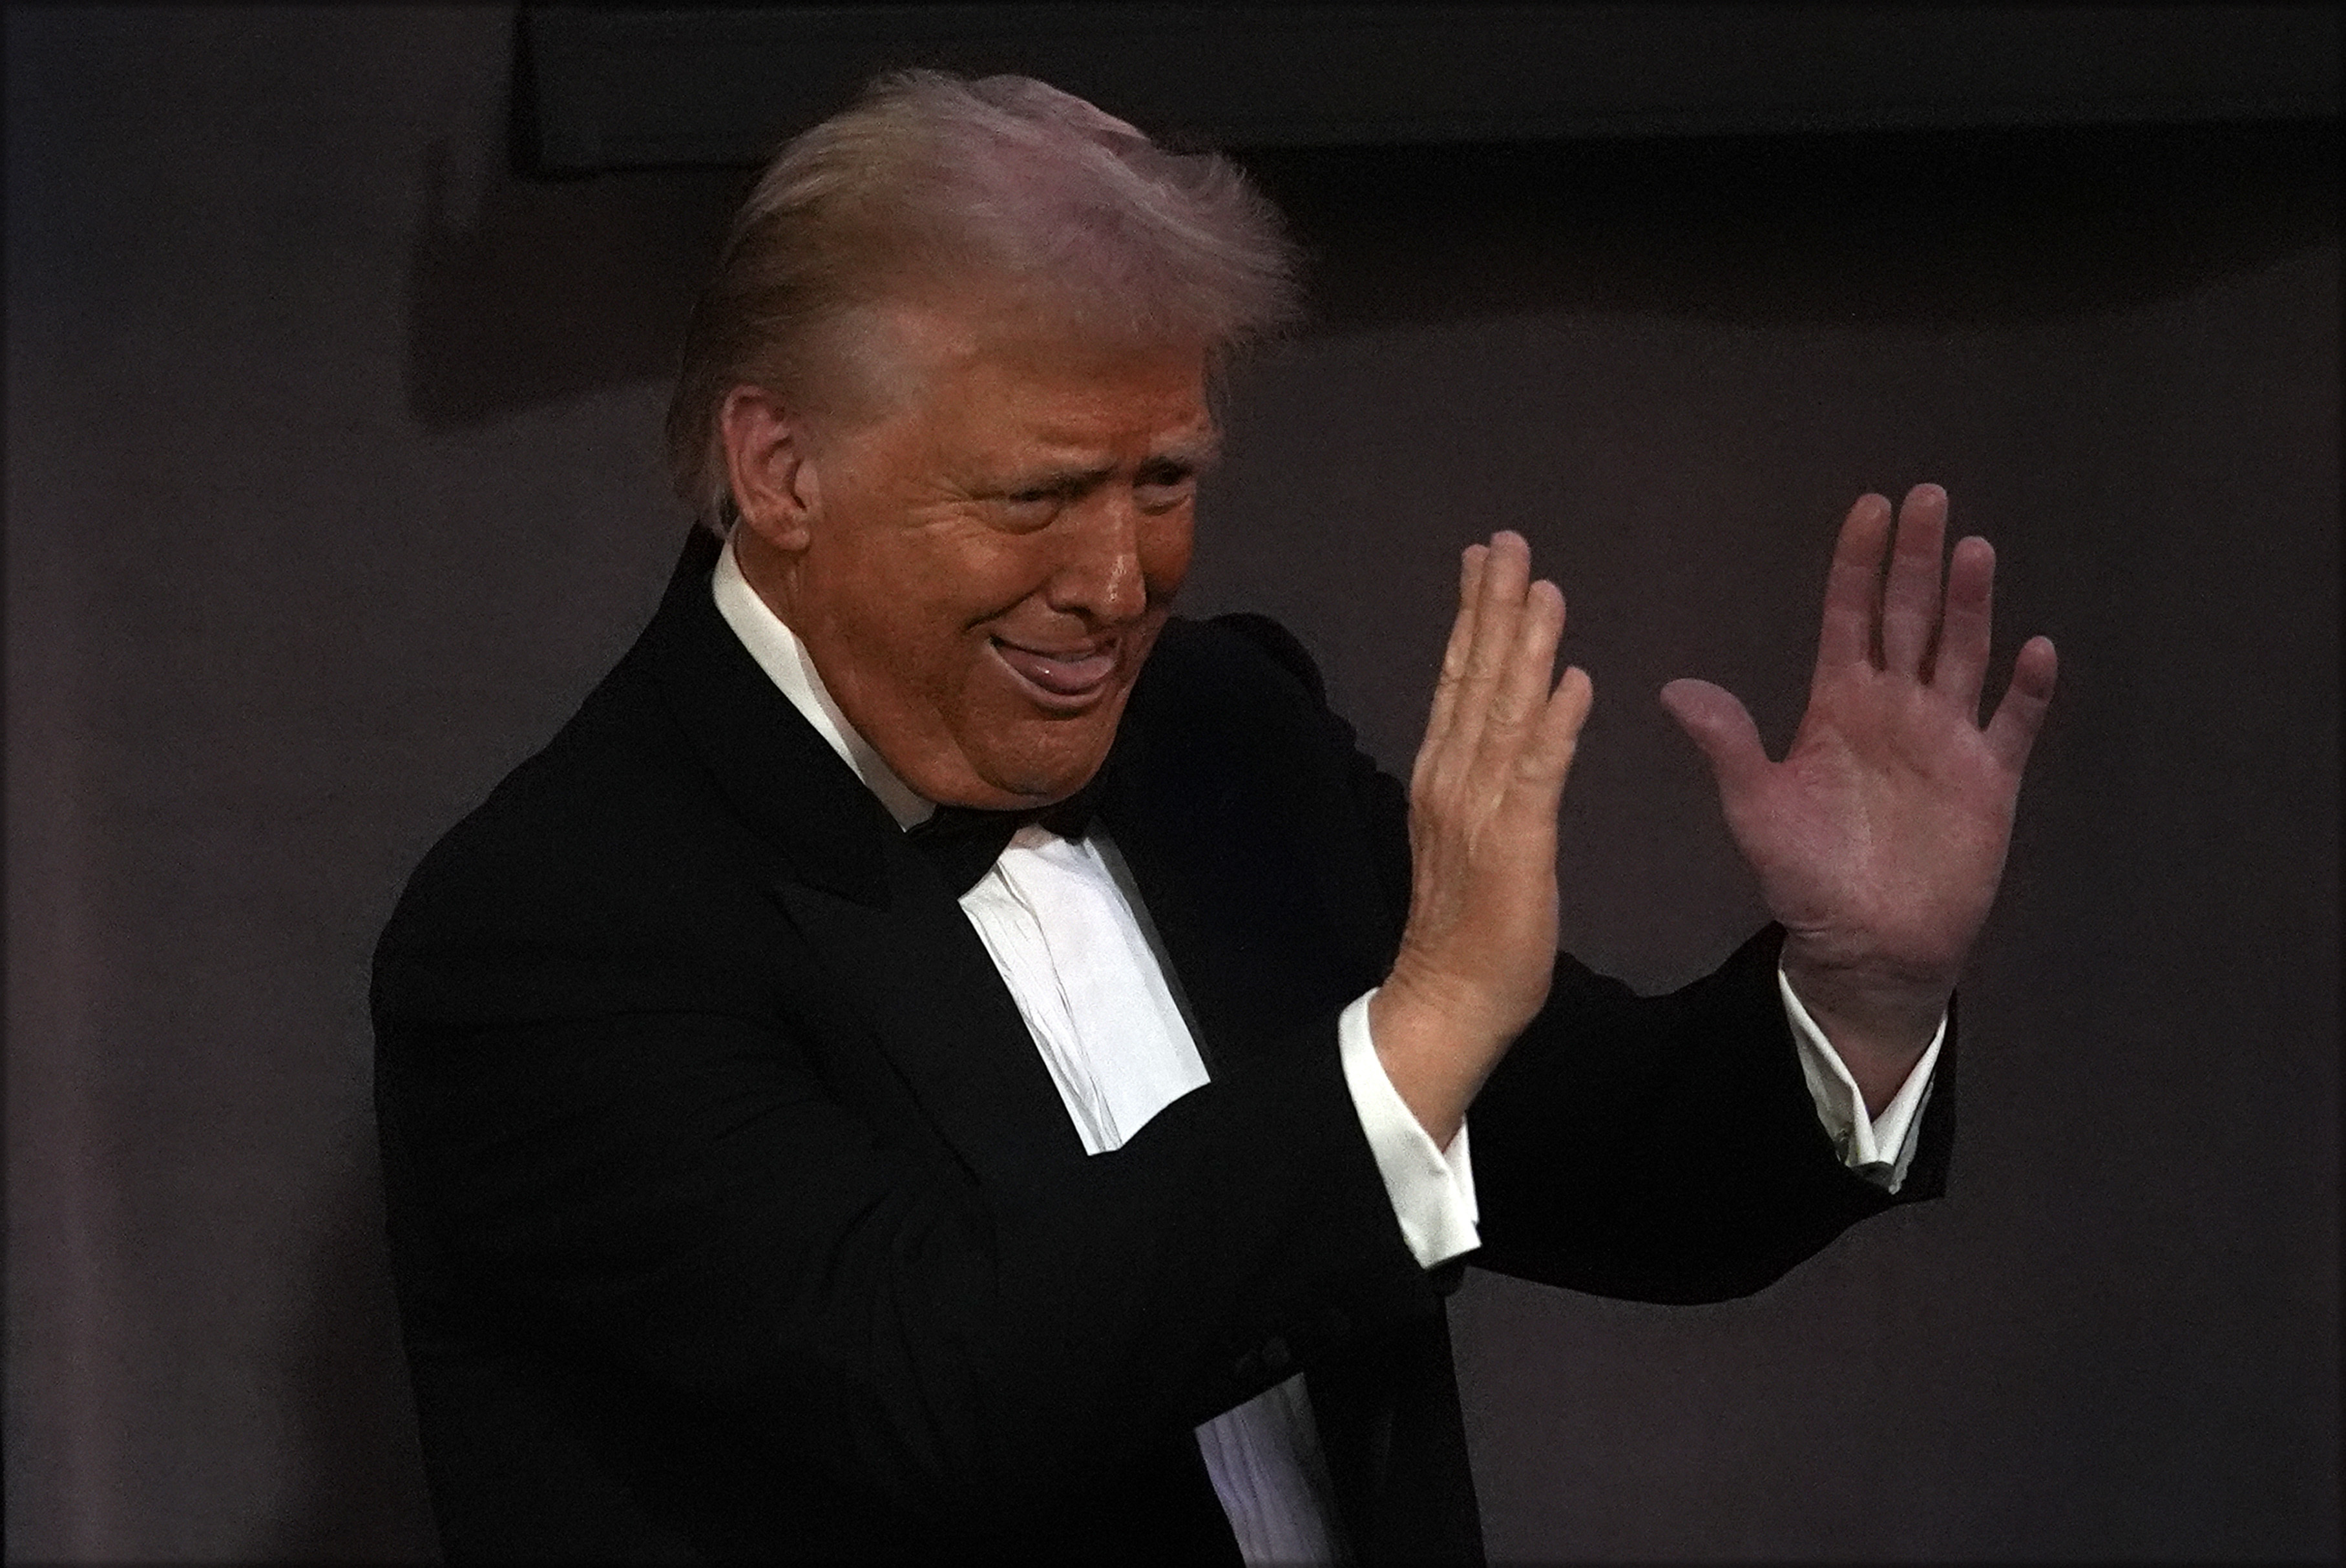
[{"xmin": 1047, "ymin": 490, "xmax": 1147, "ymax": 623}]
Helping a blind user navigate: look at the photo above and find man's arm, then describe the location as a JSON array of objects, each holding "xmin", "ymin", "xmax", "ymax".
[
  {"xmin": 1371, "ymin": 492, "xmax": 2049, "ymax": 1152},
  {"xmin": 1326, "ymin": 487, "xmax": 2049, "ymax": 1295},
  {"xmin": 1459, "ymin": 928, "xmax": 1954, "ymax": 1302},
  {"xmin": 1203, "ymin": 591, "xmax": 1918, "ymax": 1303},
  {"xmin": 375, "ymin": 928, "xmax": 1442, "ymax": 1545}
]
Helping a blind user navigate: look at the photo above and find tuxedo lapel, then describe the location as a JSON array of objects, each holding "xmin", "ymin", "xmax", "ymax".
[
  {"xmin": 636, "ymin": 531, "xmax": 1089, "ymax": 1185},
  {"xmin": 771, "ymin": 863, "xmax": 1093, "ymax": 1183}
]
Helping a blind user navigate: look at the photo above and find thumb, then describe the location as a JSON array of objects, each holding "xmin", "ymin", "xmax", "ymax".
[{"xmin": 1658, "ymin": 678, "xmax": 1769, "ymax": 795}]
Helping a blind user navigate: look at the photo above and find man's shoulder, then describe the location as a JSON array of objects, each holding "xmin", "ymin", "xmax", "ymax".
[
  {"xmin": 372, "ymin": 647, "xmax": 780, "ymax": 1029},
  {"xmin": 1159, "ymin": 611, "xmax": 1328, "ymax": 702},
  {"xmin": 379, "ymin": 529, "xmax": 837, "ymax": 973},
  {"xmin": 1115, "ymin": 612, "xmax": 1405, "ymax": 863},
  {"xmin": 399, "ymin": 661, "xmax": 682, "ymax": 883},
  {"xmin": 1129, "ymin": 611, "xmax": 1338, "ymax": 746}
]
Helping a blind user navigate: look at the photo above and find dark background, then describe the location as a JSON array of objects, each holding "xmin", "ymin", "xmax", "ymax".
[{"xmin": 6, "ymin": 6, "xmax": 2336, "ymax": 1561}]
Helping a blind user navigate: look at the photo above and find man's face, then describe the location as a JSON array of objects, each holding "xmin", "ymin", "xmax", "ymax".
[{"xmin": 737, "ymin": 301, "xmax": 1215, "ymax": 809}]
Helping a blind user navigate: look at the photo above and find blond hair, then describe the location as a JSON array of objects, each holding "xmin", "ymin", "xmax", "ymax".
[{"xmin": 664, "ymin": 70, "xmax": 1302, "ymax": 530}]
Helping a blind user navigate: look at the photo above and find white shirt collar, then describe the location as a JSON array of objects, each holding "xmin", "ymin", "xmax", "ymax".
[{"xmin": 709, "ymin": 530, "xmax": 935, "ymax": 829}]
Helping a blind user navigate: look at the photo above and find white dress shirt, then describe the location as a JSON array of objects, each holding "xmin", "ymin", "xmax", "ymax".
[{"xmin": 710, "ymin": 534, "xmax": 1939, "ymax": 1563}]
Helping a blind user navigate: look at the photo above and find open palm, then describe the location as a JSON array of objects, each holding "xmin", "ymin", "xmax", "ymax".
[{"xmin": 1660, "ymin": 485, "xmax": 2057, "ymax": 1076}]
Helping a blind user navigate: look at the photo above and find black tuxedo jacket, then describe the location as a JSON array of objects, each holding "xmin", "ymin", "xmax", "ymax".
[{"xmin": 373, "ymin": 530, "xmax": 1953, "ymax": 1562}]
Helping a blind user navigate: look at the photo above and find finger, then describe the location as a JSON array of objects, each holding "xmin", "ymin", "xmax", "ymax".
[
  {"xmin": 1658, "ymin": 677, "xmax": 1770, "ymax": 800},
  {"xmin": 1933, "ymin": 535, "xmax": 1995, "ymax": 716},
  {"xmin": 1486, "ymin": 578, "xmax": 1565, "ymax": 733},
  {"xmin": 1983, "ymin": 634, "xmax": 2058, "ymax": 773},
  {"xmin": 1881, "ymin": 483, "xmax": 1947, "ymax": 678},
  {"xmin": 1518, "ymin": 663, "xmax": 1594, "ymax": 793},
  {"xmin": 1416, "ymin": 542, "xmax": 1489, "ymax": 787},
  {"xmin": 1445, "ymin": 531, "xmax": 1533, "ymax": 769},
  {"xmin": 1814, "ymin": 494, "xmax": 1892, "ymax": 681}
]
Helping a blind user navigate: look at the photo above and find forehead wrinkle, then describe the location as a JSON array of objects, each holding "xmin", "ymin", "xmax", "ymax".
[
  {"xmin": 987, "ymin": 390, "xmax": 1215, "ymax": 462},
  {"xmin": 995, "ymin": 424, "xmax": 1216, "ymax": 491}
]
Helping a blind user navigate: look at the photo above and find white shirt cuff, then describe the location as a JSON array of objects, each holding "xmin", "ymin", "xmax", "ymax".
[
  {"xmin": 1779, "ymin": 963, "xmax": 1943, "ymax": 1193},
  {"xmin": 1337, "ymin": 990, "xmax": 1480, "ymax": 1269}
]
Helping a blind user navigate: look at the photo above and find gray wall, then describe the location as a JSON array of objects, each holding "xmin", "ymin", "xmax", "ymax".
[{"xmin": 7, "ymin": 6, "xmax": 2336, "ymax": 1561}]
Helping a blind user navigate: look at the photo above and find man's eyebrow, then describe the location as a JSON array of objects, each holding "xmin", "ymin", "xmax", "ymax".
[
  {"xmin": 1157, "ymin": 427, "xmax": 1222, "ymax": 471},
  {"xmin": 997, "ymin": 463, "xmax": 1116, "ymax": 499},
  {"xmin": 992, "ymin": 430, "xmax": 1222, "ymax": 496}
]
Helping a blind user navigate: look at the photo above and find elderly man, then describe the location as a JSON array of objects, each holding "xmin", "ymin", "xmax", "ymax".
[{"xmin": 374, "ymin": 72, "xmax": 2055, "ymax": 1562}]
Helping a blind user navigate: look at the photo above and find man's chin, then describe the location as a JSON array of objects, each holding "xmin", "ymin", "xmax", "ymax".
[
  {"xmin": 940, "ymin": 687, "xmax": 1134, "ymax": 802},
  {"xmin": 979, "ymin": 760, "xmax": 1109, "ymax": 809},
  {"xmin": 952, "ymin": 729, "xmax": 1118, "ymax": 809}
]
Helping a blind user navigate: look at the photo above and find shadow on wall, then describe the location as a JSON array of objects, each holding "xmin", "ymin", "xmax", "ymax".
[
  {"xmin": 265, "ymin": 1149, "xmax": 440, "ymax": 1562},
  {"xmin": 403, "ymin": 116, "xmax": 2338, "ymax": 432},
  {"xmin": 404, "ymin": 134, "xmax": 750, "ymax": 428}
]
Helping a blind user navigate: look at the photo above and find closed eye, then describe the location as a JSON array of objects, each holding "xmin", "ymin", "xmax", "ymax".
[
  {"xmin": 989, "ymin": 476, "xmax": 1091, "ymax": 528},
  {"xmin": 1132, "ymin": 457, "xmax": 1198, "ymax": 512}
]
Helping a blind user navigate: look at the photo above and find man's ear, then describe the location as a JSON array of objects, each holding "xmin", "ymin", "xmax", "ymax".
[{"xmin": 719, "ymin": 384, "xmax": 820, "ymax": 552}]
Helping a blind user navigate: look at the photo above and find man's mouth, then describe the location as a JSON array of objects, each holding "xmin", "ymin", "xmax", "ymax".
[{"xmin": 989, "ymin": 638, "xmax": 1119, "ymax": 705}]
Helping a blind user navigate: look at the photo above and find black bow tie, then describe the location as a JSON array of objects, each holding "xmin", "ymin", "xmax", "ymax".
[{"xmin": 906, "ymin": 780, "xmax": 1100, "ymax": 896}]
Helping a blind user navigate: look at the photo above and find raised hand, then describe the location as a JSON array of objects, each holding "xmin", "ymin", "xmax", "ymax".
[
  {"xmin": 1372, "ymin": 532, "xmax": 1595, "ymax": 1146},
  {"xmin": 1659, "ymin": 485, "xmax": 2057, "ymax": 1111}
]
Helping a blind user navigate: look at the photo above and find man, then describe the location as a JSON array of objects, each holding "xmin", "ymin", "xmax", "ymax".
[{"xmin": 374, "ymin": 72, "xmax": 2055, "ymax": 1562}]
